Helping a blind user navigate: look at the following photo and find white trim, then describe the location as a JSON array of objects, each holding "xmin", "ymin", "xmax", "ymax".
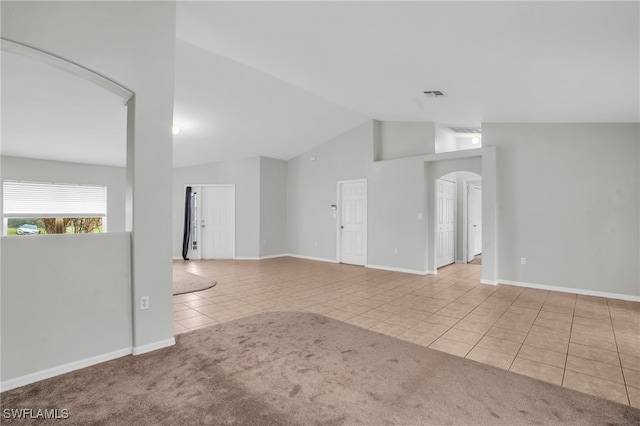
[
  {"xmin": 258, "ymin": 254, "xmax": 288, "ymax": 260},
  {"xmin": 366, "ymin": 263, "xmax": 431, "ymax": 275},
  {"xmin": 286, "ymin": 253, "xmax": 340, "ymax": 264},
  {"xmin": 480, "ymin": 279, "xmax": 498, "ymax": 285},
  {"xmin": 423, "ymin": 148, "xmax": 485, "ymax": 162},
  {"xmin": 0, "ymin": 347, "xmax": 132, "ymax": 392},
  {"xmin": 235, "ymin": 254, "xmax": 288, "ymax": 260},
  {"xmin": 1, "ymin": 39, "xmax": 133, "ymax": 102},
  {"xmin": 132, "ymin": 337, "xmax": 175, "ymax": 356},
  {"xmin": 499, "ymin": 279, "xmax": 640, "ymax": 302}
]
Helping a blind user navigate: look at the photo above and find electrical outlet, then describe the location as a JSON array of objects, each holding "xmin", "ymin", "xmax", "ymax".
[
  {"xmin": 140, "ymin": 296, "xmax": 149, "ymax": 310},
  {"xmin": 521, "ymin": 258, "xmax": 526, "ymax": 265},
  {"xmin": 314, "ymin": 241, "xmax": 318, "ymax": 247},
  {"xmin": 394, "ymin": 248, "xmax": 398, "ymax": 254}
]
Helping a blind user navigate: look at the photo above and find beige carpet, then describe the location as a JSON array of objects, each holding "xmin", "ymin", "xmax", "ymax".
[
  {"xmin": 173, "ymin": 268, "xmax": 216, "ymax": 295},
  {"xmin": 2, "ymin": 312, "xmax": 638, "ymax": 425}
]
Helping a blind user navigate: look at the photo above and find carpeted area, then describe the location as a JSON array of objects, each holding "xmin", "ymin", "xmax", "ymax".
[
  {"xmin": 173, "ymin": 268, "xmax": 216, "ymax": 295},
  {"xmin": 2, "ymin": 312, "xmax": 638, "ymax": 425}
]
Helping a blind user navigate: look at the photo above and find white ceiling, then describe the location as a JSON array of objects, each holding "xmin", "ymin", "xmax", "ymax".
[{"xmin": 2, "ymin": 1, "xmax": 638, "ymax": 168}]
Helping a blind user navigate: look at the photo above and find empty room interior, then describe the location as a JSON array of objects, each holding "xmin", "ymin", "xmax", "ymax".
[{"xmin": 1, "ymin": 1, "xmax": 639, "ymax": 424}]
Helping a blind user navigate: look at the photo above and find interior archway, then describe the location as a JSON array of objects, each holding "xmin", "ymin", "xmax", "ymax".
[{"xmin": 423, "ymin": 148, "xmax": 497, "ymax": 285}]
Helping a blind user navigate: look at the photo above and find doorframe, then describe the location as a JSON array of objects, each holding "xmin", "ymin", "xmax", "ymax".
[
  {"xmin": 463, "ymin": 177, "xmax": 482, "ymax": 264},
  {"xmin": 336, "ymin": 179, "xmax": 368, "ymax": 265},
  {"xmin": 184, "ymin": 183, "xmax": 236, "ymax": 260}
]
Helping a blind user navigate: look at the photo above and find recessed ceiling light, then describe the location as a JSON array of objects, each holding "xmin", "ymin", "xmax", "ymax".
[
  {"xmin": 172, "ymin": 124, "xmax": 180, "ymax": 135},
  {"xmin": 471, "ymin": 136, "xmax": 480, "ymax": 145}
]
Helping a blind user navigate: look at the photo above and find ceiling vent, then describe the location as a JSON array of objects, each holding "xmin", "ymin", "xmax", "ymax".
[
  {"xmin": 424, "ymin": 90, "xmax": 445, "ymax": 97},
  {"xmin": 449, "ymin": 127, "xmax": 482, "ymax": 134}
]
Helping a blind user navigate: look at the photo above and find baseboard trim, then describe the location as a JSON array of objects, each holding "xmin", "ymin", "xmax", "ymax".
[
  {"xmin": 366, "ymin": 264, "xmax": 429, "ymax": 275},
  {"xmin": 0, "ymin": 347, "xmax": 132, "ymax": 392},
  {"xmin": 480, "ymin": 279, "xmax": 498, "ymax": 285},
  {"xmin": 235, "ymin": 254, "xmax": 288, "ymax": 261},
  {"xmin": 132, "ymin": 337, "xmax": 175, "ymax": 356},
  {"xmin": 285, "ymin": 254, "xmax": 340, "ymax": 264},
  {"xmin": 499, "ymin": 279, "xmax": 640, "ymax": 302}
]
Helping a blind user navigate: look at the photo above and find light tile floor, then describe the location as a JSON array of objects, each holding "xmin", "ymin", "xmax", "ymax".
[{"xmin": 173, "ymin": 257, "xmax": 640, "ymax": 408}]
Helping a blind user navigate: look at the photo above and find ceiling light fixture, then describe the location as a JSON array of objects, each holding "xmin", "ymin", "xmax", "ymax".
[
  {"xmin": 172, "ymin": 124, "xmax": 180, "ymax": 135},
  {"xmin": 471, "ymin": 136, "xmax": 480, "ymax": 145}
]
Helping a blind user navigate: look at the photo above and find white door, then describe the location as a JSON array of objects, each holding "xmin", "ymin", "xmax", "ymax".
[
  {"xmin": 339, "ymin": 180, "xmax": 367, "ymax": 266},
  {"xmin": 467, "ymin": 185, "xmax": 482, "ymax": 261},
  {"xmin": 201, "ymin": 186, "xmax": 235, "ymax": 259},
  {"xmin": 436, "ymin": 179, "xmax": 455, "ymax": 268}
]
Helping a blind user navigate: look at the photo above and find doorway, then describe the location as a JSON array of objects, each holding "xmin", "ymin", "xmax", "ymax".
[
  {"xmin": 186, "ymin": 184, "xmax": 236, "ymax": 260},
  {"xmin": 337, "ymin": 179, "xmax": 367, "ymax": 266},
  {"xmin": 435, "ymin": 171, "xmax": 482, "ymax": 272}
]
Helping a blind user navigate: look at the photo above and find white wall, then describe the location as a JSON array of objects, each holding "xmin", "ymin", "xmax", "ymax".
[
  {"xmin": 1, "ymin": 233, "xmax": 132, "ymax": 387},
  {"xmin": 368, "ymin": 156, "xmax": 427, "ymax": 272},
  {"xmin": 457, "ymin": 136, "xmax": 482, "ymax": 151},
  {"xmin": 172, "ymin": 157, "xmax": 261, "ymax": 259},
  {"xmin": 1, "ymin": 0, "xmax": 177, "ymax": 384},
  {"xmin": 374, "ymin": 120, "xmax": 435, "ymax": 161},
  {"xmin": 1, "ymin": 156, "xmax": 126, "ymax": 232},
  {"xmin": 286, "ymin": 120, "xmax": 497, "ymax": 278},
  {"xmin": 435, "ymin": 125, "xmax": 458, "ymax": 153},
  {"xmin": 259, "ymin": 157, "xmax": 288, "ymax": 258},
  {"xmin": 287, "ymin": 121, "xmax": 372, "ymax": 260},
  {"xmin": 485, "ymin": 123, "xmax": 640, "ymax": 298}
]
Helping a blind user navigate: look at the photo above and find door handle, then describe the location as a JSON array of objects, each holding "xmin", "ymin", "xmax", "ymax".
[{"xmin": 341, "ymin": 226, "xmax": 344, "ymax": 229}]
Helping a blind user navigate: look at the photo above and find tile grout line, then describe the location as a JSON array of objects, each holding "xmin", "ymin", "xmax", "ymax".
[
  {"xmin": 507, "ymin": 290, "xmax": 551, "ymax": 373},
  {"xmin": 606, "ymin": 297, "xmax": 631, "ymax": 406}
]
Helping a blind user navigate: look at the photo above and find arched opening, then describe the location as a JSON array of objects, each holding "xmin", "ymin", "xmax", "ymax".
[
  {"xmin": 1, "ymin": 39, "xmax": 138, "ymax": 391},
  {"xmin": 423, "ymin": 148, "xmax": 497, "ymax": 285},
  {"xmin": 1, "ymin": 39, "xmax": 133, "ymax": 234}
]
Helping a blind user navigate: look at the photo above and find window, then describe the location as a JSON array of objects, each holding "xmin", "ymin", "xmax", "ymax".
[{"xmin": 3, "ymin": 181, "xmax": 107, "ymax": 236}]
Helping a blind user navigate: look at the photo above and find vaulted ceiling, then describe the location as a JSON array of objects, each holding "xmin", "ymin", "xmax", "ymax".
[{"xmin": 2, "ymin": 1, "xmax": 638, "ymax": 168}]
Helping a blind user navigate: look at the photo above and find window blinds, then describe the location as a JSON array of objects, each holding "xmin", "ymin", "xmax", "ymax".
[{"xmin": 3, "ymin": 181, "xmax": 107, "ymax": 218}]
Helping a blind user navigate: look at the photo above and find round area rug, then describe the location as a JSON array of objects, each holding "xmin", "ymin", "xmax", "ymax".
[{"xmin": 172, "ymin": 269, "xmax": 217, "ymax": 295}]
